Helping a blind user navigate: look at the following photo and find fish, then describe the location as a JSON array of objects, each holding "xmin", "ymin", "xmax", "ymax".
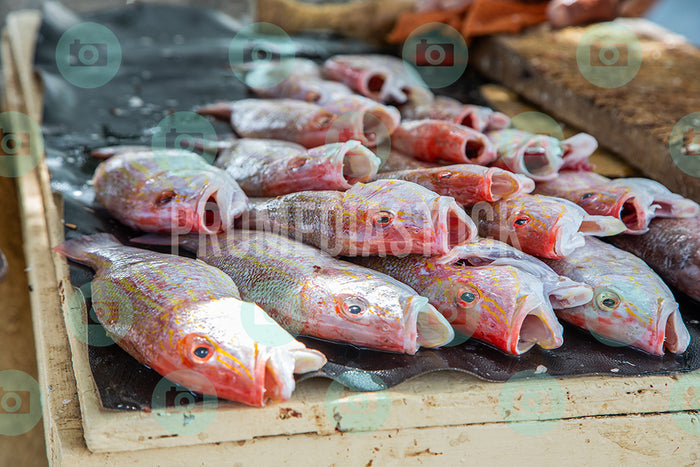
[
  {"xmin": 241, "ymin": 179, "xmax": 477, "ymax": 256},
  {"xmin": 91, "ymin": 147, "xmax": 248, "ymax": 234},
  {"xmin": 607, "ymin": 217, "xmax": 700, "ymax": 302},
  {"xmin": 487, "ymin": 129, "xmax": 597, "ymax": 180},
  {"xmin": 400, "ymin": 95, "xmax": 510, "ymax": 132},
  {"xmin": 134, "ymin": 230, "xmax": 454, "ymax": 354},
  {"xmin": 353, "ymin": 250, "xmax": 564, "ymax": 355},
  {"xmin": 319, "ymin": 95, "xmax": 401, "ymax": 146},
  {"xmin": 322, "ymin": 54, "xmax": 425, "ymax": 104},
  {"xmin": 376, "ymin": 164, "xmax": 534, "ymax": 206},
  {"xmin": 196, "ymin": 98, "xmax": 392, "ymax": 149},
  {"xmin": 214, "ymin": 139, "xmax": 380, "ymax": 196},
  {"xmin": 391, "ymin": 119, "xmax": 498, "ymax": 166},
  {"xmin": 469, "ymin": 194, "xmax": 626, "ymax": 258},
  {"xmin": 379, "ymin": 150, "xmax": 435, "ymax": 172},
  {"xmin": 0, "ymin": 249, "xmax": 6, "ymax": 283},
  {"xmin": 543, "ymin": 237, "xmax": 691, "ymax": 355},
  {"xmin": 53, "ymin": 233, "xmax": 326, "ymax": 407},
  {"xmin": 242, "ymin": 58, "xmax": 355, "ymax": 104},
  {"xmin": 443, "ymin": 238, "xmax": 593, "ymax": 310},
  {"xmin": 535, "ymin": 172, "xmax": 700, "ymax": 234}
]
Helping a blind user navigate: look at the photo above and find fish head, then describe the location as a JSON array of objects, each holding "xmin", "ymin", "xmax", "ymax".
[
  {"xmin": 569, "ymin": 185, "xmax": 655, "ymax": 234},
  {"xmin": 138, "ymin": 158, "xmax": 247, "ymax": 234},
  {"xmin": 427, "ymin": 261, "xmax": 563, "ymax": 355},
  {"xmin": 299, "ymin": 108, "xmax": 340, "ymax": 148},
  {"xmin": 572, "ymin": 276, "xmax": 690, "ymax": 355},
  {"xmin": 342, "ymin": 180, "xmax": 476, "ymax": 255},
  {"xmin": 301, "ymin": 271, "xmax": 453, "ymax": 354},
  {"xmin": 173, "ymin": 298, "xmax": 325, "ymax": 406},
  {"xmin": 490, "ymin": 130, "xmax": 565, "ymax": 180},
  {"xmin": 421, "ymin": 165, "xmax": 525, "ymax": 203}
]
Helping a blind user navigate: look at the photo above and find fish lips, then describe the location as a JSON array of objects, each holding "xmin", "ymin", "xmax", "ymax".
[
  {"xmin": 431, "ymin": 197, "xmax": 477, "ymax": 254},
  {"xmin": 508, "ymin": 294, "xmax": 564, "ymax": 355},
  {"xmin": 193, "ymin": 180, "xmax": 248, "ymax": 234},
  {"xmin": 650, "ymin": 299, "xmax": 690, "ymax": 355},
  {"xmin": 401, "ymin": 295, "xmax": 454, "ymax": 354}
]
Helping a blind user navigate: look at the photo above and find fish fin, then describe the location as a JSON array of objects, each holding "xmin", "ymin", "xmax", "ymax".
[
  {"xmin": 580, "ymin": 214, "xmax": 627, "ymax": 236},
  {"xmin": 53, "ymin": 233, "xmax": 121, "ymax": 264},
  {"xmin": 196, "ymin": 101, "xmax": 234, "ymax": 120}
]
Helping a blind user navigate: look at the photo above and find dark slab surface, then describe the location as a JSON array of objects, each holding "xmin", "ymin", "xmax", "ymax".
[{"xmin": 35, "ymin": 2, "xmax": 700, "ymax": 410}]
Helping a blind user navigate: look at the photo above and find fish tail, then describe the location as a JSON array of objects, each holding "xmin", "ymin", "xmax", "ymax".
[{"xmin": 53, "ymin": 233, "xmax": 122, "ymax": 266}]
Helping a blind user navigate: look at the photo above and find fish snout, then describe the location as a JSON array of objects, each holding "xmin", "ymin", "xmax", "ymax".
[
  {"xmin": 510, "ymin": 294, "xmax": 564, "ymax": 355},
  {"xmin": 431, "ymin": 197, "xmax": 477, "ymax": 254},
  {"xmin": 400, "ymin": 295, "xmax": 454, "ymax": 354},
  {"xmin": 611, "ymin": 191, "xmax": 655, "ymax": 234},
  {"xmin": 549, "ymin": 222, "xmax": 585, "ymax": 258},
  {"xmin": 196, "ymin": 182, "xmax": 248, "ymax": 234},
  {"xmin": 654, "ymin": 299, "xmax": 690, "ymax": 355},
  {"xmin": 257, "ymin": 345, "xmax": 327, "ymax": 405}
]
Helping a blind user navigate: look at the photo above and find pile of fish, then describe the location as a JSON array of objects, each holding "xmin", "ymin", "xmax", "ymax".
[{"xmin": 55, "ymin": 54, "xmax": 700, "ymax": 408}]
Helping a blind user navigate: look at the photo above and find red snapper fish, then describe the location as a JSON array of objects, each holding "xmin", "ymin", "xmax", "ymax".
[
  {"xmin": 391, "ymin": 120, "xmax": 498, "ymax": 166},
  {"xmin": 54, "ymin": 234, "xmax": 326, "ymax": 407},
  {"xmin": 354, "ymin": 251, "xmax": 564, "ymax": 355},
  {"xmin": 444, "ymin": 238, "xmax": 593, "ymax": 310},
  {"xmin": 136, "ymin": 230, "xmax": 454, "ymax": 354},
  {"xmin": 215, "ymin": 139, "xmax": 380, "ymax": 196},
  {"xmin": 242, "ymin": 179, "xmax": 477, "ymax": 256},
  {"xmin": 487, "ymin": 129, "xmax": 597, "ymax": 180},
  {"xmin": 322, "ymin": 54, "xmax": 424, "ymax": 104},
  {"xmin": 543, "ymin": 237, "xmax": 691, "ymax": 355},
  {"xmin": 376, "ymin": 164, "xmax": 534, "ymax": 206},
  {"xmin": 91, "ymin": 148, "xmax": 248, "ymax": 234},
  {"xmin": 607, "ymin": 217, "xmax": 700, "ymax": 302},
  {"xmin": 400, "ymin": 95, "xmax": 510, "ymax": 132},
  {"xmin": 320, "ymin": 95, "xmax": 401, "ymax": 146},
  {"xmin": 470, "ymin": 194, "xmax": 626, "ymax": 258},
  {"xmin": 535, "ymin": 171, "xmax": 700, "ymax": 234}
]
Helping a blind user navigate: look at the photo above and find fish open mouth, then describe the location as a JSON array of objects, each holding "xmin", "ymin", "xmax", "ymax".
[
  {"xmin": 364, "ymin": 73, "xmax": 388, "ymax": 100},
  {"xmin": 579, "ymin": 214, "xmax": 626, "ymax": 237},
  {"xmin": 402, "ymin": 296, "xmax": 454, "ymax": 353},
  {"xmin": 260, "ymin": 346, "xmax": 326, "ymax": 405},
  {"xmin": 548, "ymin": 283, "xmax": 594, "ymax": 309},
  {"xmin": 432, "ymin": 197, "xmax": 477, "ymax": 254},
  {"xmin": 550, "ymin": 222, "xmax": 585, "ymax": 258},
  {"xmin": 339, "ymin": 141, "xmax": 381, "ymax": 185},
  {"xmin": 510, "ymin": 296, "xmax": 564, "ymax": 355},
  {"xmin": 487, "ymin": 169, "xmax": 520, "ymax": 201},
  {"xmin": 196, "ymin": 183, "xmax": 247, "ymax": 233},
  {"xmin": 611, "ymin": 194, "xmax": 654, "ymax": 234},
  {"xmin": 654, "ymin": 302, "xmax": 691, "ymax": 355}
]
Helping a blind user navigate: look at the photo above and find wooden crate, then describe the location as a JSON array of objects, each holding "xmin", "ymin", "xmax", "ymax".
[{"xmin": 4, "ymin": 9, "xmax": 700, "ymax": 466}]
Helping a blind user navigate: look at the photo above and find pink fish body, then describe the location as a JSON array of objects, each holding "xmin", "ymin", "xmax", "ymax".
[
  {"xmin": 544, "ymin": 237, "xmax": 691, "ymax": 355},
  {"xmin": 377, "ymin": 164, "xmax": 534, "ymax": 206},
  {"xmin": 320, "ymin": 95, "xmax": 401, "ymax": 146},
  {"xmin": 488, "ymin": 129, "xmax": 597, "ymax": 180},
  {"xmin": 354, "ymin": 251, "xmax": 564, "ymax": 355},
  {"xmin": 470, "ymin": 194, "xmax": 626, "ymax": 258},
  {"xmin": 215, "ymin": 139, "xmax": 380, "ymax": 196},
  {"xmin": 137, "ymin": 231, "xmax": 454, "ymax": 354},
  {"xmin": 243, "ymin": 179, "xmax": 477, "ymax": 256},
  {"xmin": 400, "ymin": 95, "xmax": 510, "ymax": 132},
  {"xmin": 92, "ymin": 148, "xmax": 248, "ymax": 234},
  {"xmin": 391, "ymin": 119, "xmax": 498, "ymax": 166},
  {"xmin": 54, "ymin": 234, "xmax": 326, "ymax": 407}
]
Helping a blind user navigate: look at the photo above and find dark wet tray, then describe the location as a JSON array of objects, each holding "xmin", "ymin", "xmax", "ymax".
[{"xmin": 36, "ymin": 3, "xmax": 700, "ymax": 410}]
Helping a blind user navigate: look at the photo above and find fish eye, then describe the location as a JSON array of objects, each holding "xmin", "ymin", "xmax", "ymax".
[
  {"xmin": 194, "ymin": 346, "xmax": 210, "ymax": 358},
  {"xmin": 182, "ymin": 333, "xmax": 215, "ymax": 364},
  {"xmin": 339, "ymin": 296, "xmax": 368, "ymax": 318},
  {"xmin": 372, "ymin": 211, "xmax": 394, "ymax": 228},
  {"xmin": 596, "ymin": 291, "xmax": 621, "ymax": 311},
  {"xmin": 513, "ymin": 216, "xmax": 530, "ymax": 226},
  {"xmin": 455, "ymin": 286, "xmax": 480, "ymax": 308},
  {"xmin": 438, "ymin": 171, "xmax": 453, "ymax": 180},
  {"xmin": 581, "ymin": 192, "xmax": 594, "ymax": 200},
  {"xmin": 155, "ymin": 190, "xmax": 176, "ymax": 206}
]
